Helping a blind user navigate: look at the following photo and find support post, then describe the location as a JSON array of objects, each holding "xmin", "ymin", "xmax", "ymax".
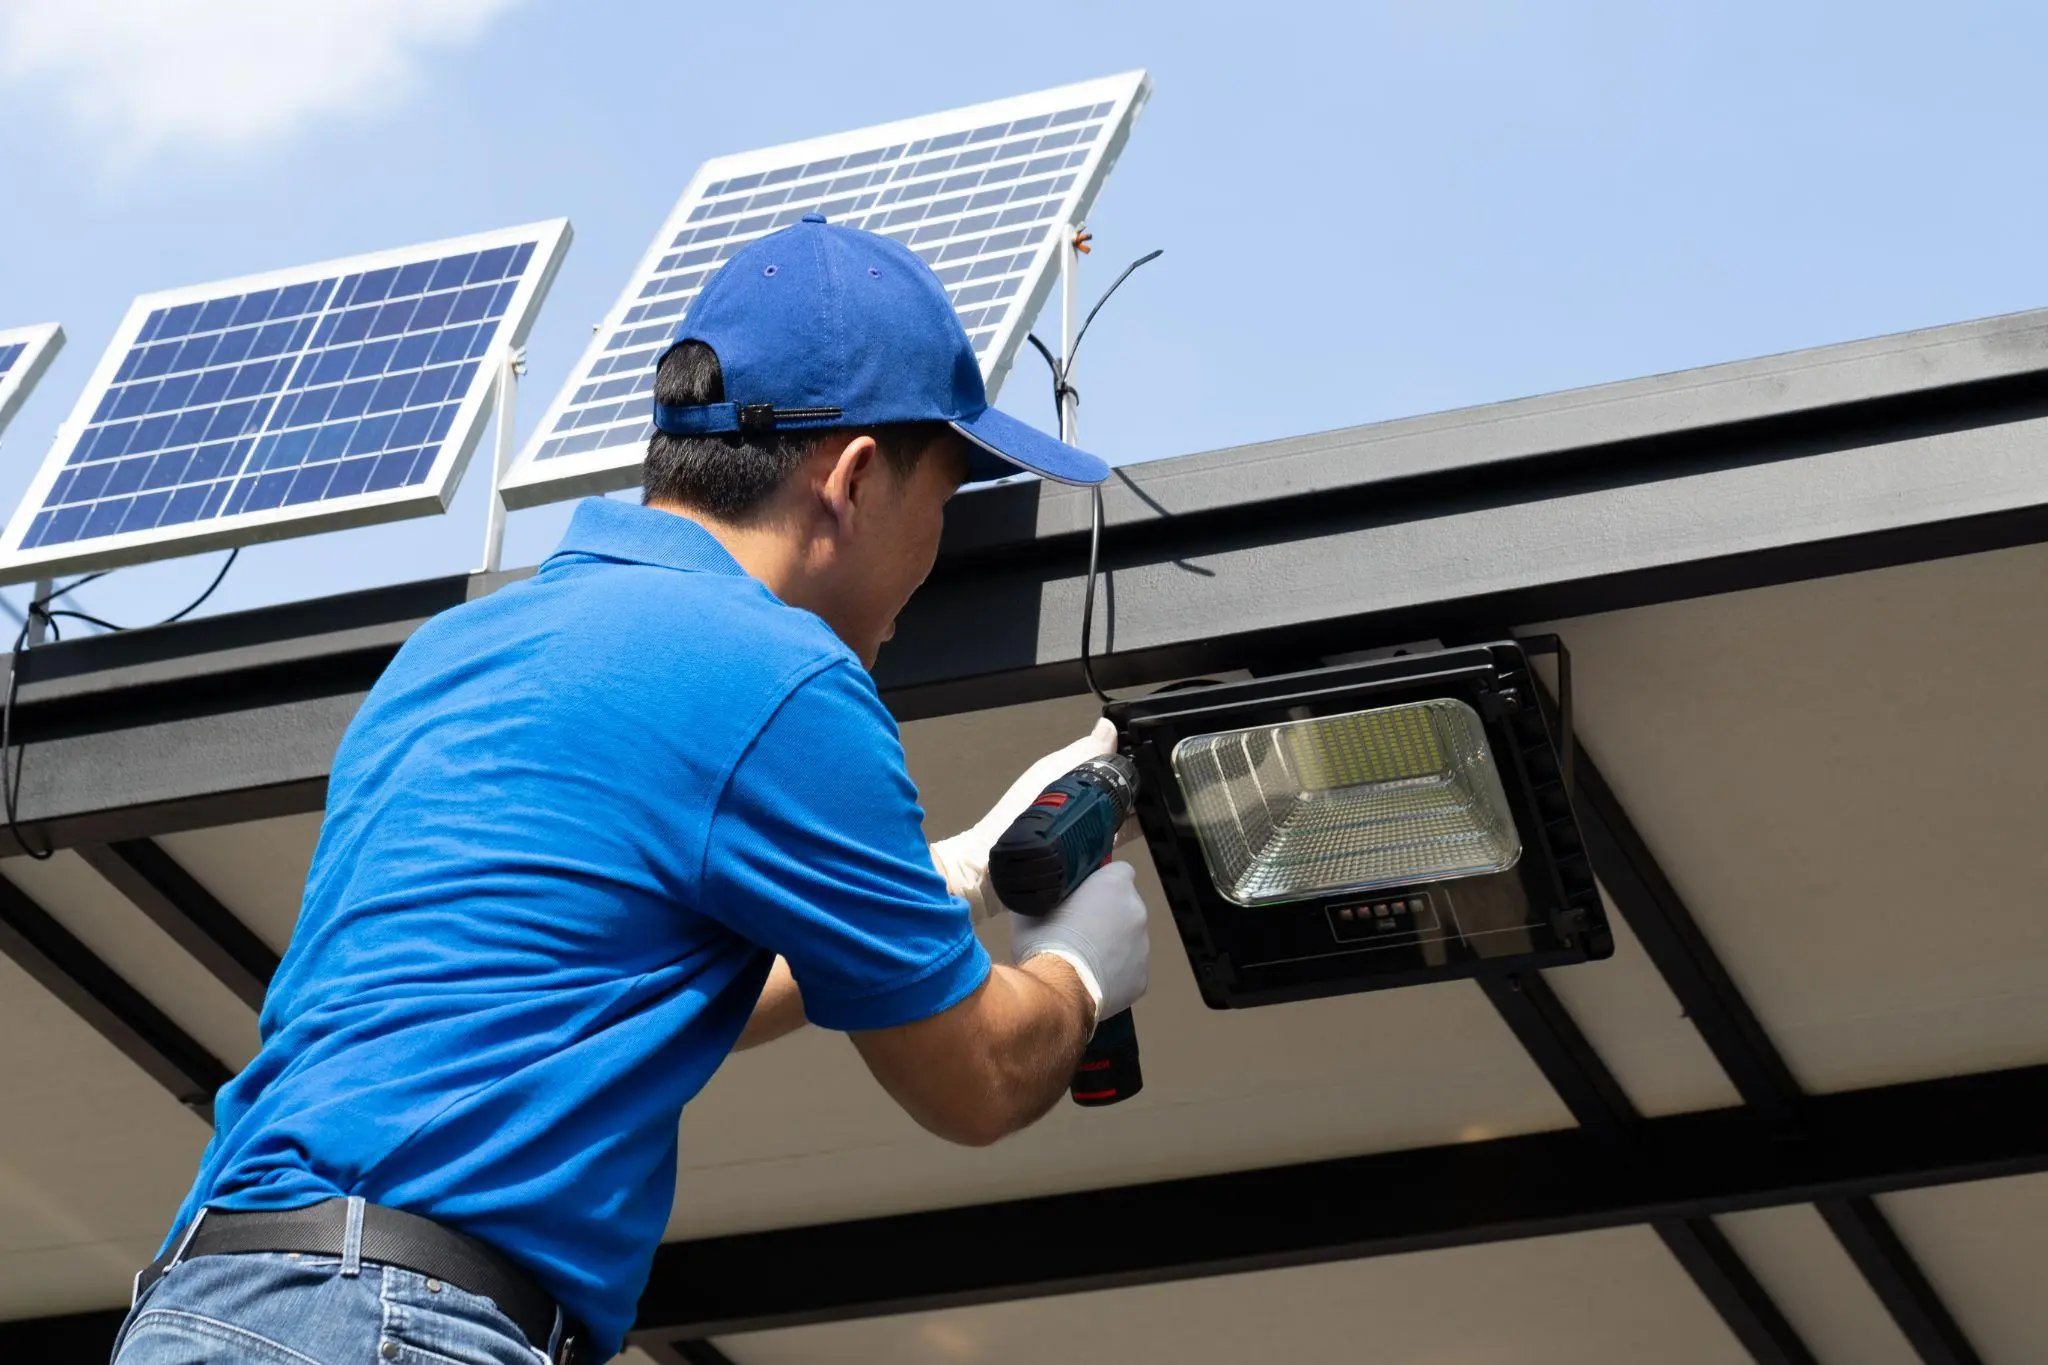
[
  {"xmin": 477, "ymin": 346, "xmax": 522, "ymax": 575},
  {"xmin": 1058, "ymin": 222, "xmax": 1081, "ymax": 444},
  {"xmin": 26, "ymin": 576, "xmax": 51, "ymax": 646}
]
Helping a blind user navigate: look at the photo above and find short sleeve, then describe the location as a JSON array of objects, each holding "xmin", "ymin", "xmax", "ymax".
[{"xmin": 699, "ymin": 659, "xmax": 991, "ymax": 1031}]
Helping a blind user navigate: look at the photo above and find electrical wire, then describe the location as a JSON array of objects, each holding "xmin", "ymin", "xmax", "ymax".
[
  {"xmin": 1079, "ymin": 484, "xmax": 1109, "ymax": 702},
  {"xmin": 2, "ymin": 549, "xmax": 239, "ymax": 859},
  {"xmin": 1023, "ymin": 243, "xmax": 1163, "ymax": 705}
]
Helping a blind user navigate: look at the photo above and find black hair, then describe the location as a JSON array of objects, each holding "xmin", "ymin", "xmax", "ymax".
[{"xmin": 643, "ymin": 341, "xmax": 944, "ymax": 521}]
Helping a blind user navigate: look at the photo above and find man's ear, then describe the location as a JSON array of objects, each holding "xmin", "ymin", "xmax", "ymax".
[{"xmin": 816, "ymin": 433, "xmax": 882, "ymax": 535}]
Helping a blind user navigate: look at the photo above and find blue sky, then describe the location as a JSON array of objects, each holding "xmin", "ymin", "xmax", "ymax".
[{"xmin": 0, "ymin": 1, "xmax": 2041, "ymax": 627}]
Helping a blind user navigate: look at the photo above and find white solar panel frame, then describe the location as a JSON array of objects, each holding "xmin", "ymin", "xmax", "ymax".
[
  {"xmin": 0, "ymin": 322, "xmax": 65, "ymax": 446},
  {"xmin": 498, "ymin": 70, "xmax": 1150, "ymax": 510},
  {"xmin": 0, "ymin": 221, "xmax": 571, "ymax": 584}
]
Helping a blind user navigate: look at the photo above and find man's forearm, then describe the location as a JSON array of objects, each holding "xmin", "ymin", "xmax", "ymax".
[
  {"xmin": 735, "ymin": 957, "xmax": 807, "ymax": 1050},
  {"xmin": 984, "ymin": 955, "xmax": 1095, "ymax": 1132},
  {"xmin": 850, "ymin": 955, "xmax": 1092, "ymax": 1146}
]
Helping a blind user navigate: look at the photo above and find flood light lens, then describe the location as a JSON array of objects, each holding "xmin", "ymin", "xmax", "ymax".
[{"xmin": 1170, "ymin": 698, "xmax": 1521, "ymax": 906}]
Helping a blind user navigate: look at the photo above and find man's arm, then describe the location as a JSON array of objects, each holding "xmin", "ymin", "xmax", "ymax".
[
  {"xmin": 736, "ymin": 720, "xmax": 1123, "ymax": 1052},
  {"xmin": 848, "ymin": 859, "xmax": 1147, "ymax": 1146},
  {"xmin": 850, "ymin": 955, "xmax": 1092, "ymax": 1145}
]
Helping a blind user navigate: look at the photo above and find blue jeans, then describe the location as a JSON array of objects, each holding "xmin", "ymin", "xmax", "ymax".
[{"xmin": 112, "ymin": 1207, "xmax": 557, "ymax": 1364}]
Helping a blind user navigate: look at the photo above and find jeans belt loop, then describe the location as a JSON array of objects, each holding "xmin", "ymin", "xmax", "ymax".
[
  {"xmin": 137, "ymin": 1207, "xmax": 210, "ymax": 1306},
  {"xmin": 340, "ymin": 1195, "xmax": 367, "ymax": 1278}
]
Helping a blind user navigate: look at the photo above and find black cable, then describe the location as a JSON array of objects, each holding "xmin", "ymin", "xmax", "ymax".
[
  {"xmin": 1022, "ymin": 246, "xmax": 1164, "ymax": 705},
  {"xmin": 3, "ymin": 614, "xmax": 54, "ymax": 859},
  {"xmin": 1069, "ymin": 249, "xmax": 1163, "ymax": 368},
  {"xmin": 2, "ymin": 548, "xmax": 239, "ymax": 859},
  {"xmin": 1079, "ymin": 485, "xmax": 1110, "ymax": 702}
]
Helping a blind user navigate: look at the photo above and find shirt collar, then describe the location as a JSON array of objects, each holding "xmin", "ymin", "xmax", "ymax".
[{"xmin": 546, "ymin": 498, "xmax": 747, "ymax": 577}]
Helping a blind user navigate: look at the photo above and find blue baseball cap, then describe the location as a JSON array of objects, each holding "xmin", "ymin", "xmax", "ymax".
[{"xmin": 652, "ymin": 213, "xmax": 1109, "ymax": 486}]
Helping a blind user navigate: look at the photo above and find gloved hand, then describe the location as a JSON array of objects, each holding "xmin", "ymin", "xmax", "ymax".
[
  {"xmin": 930, "ymin": 717, "xmax": 1120, "ymax": 921},
  {"xmin": 1010, "ymin": 860, "xmax": 1150, "ymax": 1035}
]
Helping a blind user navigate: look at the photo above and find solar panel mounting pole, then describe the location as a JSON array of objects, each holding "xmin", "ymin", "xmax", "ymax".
[
  {"xmin": 477, "ymin": 345, "xmax": 524, "ymax": 574},
  {"xmin": 1058, "ymin": 222, "xmax": 1081, "ymax": 444},
  {"xmin": 25, "ymin": 579, "xmax": 51, "ymax": 646}
]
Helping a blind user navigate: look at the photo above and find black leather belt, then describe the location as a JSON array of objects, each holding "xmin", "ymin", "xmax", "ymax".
[{"xmin": 136, "ymin": 1200, "xmax": 589, "ymax": 1364}]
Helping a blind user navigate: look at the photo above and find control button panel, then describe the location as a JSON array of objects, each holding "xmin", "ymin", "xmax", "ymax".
[{"xmin": 1328, "ymin": 891, "xmax": 1440, "ymax": 944}]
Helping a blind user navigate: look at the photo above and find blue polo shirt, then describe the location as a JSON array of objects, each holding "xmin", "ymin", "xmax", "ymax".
[{"xmin": 161, "ymin": 498, "xmax": 991, "ymax": 1357}]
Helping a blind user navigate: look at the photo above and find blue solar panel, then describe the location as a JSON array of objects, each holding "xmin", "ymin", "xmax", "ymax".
[
  {"xmin": 0, "ymin": 343, "xmax": 25, "ymax": 382},
  {"xmin": 499, "ymin": 72, "xmax": 1146, "ymax": 506},
  {"xmin": 0, "ymin": 223, "xmax": 566, "ymax": 577},
  {"xmin": 22, "ymin": 245, "xmax": 532, "ymax": 550}
]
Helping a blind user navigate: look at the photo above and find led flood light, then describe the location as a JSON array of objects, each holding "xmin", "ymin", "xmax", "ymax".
[{"xmin": 1108, "ymin": 641, "xmax": 1611, "ymax": 1009}]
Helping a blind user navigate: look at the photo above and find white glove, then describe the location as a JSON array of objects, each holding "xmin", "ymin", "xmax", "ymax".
[
  {"xmin": 1010, "ymin": 860, "xmax": 1150, "ymax": 1034},
  {"xmin": 930, "ymin": 718, "xmax": 1119, "ymax": 921}
]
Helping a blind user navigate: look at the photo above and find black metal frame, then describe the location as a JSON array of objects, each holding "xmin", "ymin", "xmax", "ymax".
[
  {"xmin": 0, "ymin": 871, "xmax": 229, "ymax": 1122},
  {"xmin": 80, "ymin": 838, "xmax": 280, "ymax": 1011},
  {"xmin": 1543, "ymin": 681, "xmax": 1984, "ymax": 1364},
  {"xmin": 11, "ymin": 1058, "xmax": 2037, "ymax": 1358},
  {"xmin": 615, "ymin": 1062, "xmax": 2047, "ymax": 1344},
  {"xmin": 1482, "ymin": 971, "xmax": 1815, "ymax": 1363}
]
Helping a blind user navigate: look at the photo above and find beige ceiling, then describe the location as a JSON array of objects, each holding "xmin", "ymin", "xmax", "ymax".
[
  {"xmin": 2, "ymin": 850, "xmax": 259, "ymax": 1071},
  {"xmin": 1877, "ymin": 1173, "xmax": 2048, "ymax": 1361},
  {"xmin": 1533, "ymin": 536, "xmax": 2048, "ymax": 1094},
  {"xmin": 0, "ymin": 950, "xmax": 210, "ymax": 1318},
  {"xmin": 704, "ymin": 1226, "xmax": 1749, "ymax": 1365},
  {"xmin": 1714, "ymin": 1204, "xmax": 1917, "ymax": 1365}
]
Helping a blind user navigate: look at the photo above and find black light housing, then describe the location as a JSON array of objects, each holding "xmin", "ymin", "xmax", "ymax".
[{"xmin": 1106, "ymin": 640, "xmax": 1612, "ymax": 1009}]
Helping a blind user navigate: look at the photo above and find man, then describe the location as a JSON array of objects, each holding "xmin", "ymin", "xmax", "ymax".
[{"xmin": 112, "ymin": 214, "xmax": 1151, "ymax": 1365}]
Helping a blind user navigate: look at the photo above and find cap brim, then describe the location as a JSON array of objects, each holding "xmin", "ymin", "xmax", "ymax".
[{"xmin": 950, "ymin": 406, "xmax": 1110, "ymax": 486}]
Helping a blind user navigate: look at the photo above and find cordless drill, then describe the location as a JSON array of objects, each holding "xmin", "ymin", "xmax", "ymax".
[{"xmin": 986, "ymin": 752, "xmax": 1142, "ymax": 1106}]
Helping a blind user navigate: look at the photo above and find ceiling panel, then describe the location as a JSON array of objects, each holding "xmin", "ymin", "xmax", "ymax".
[
  {"xmin": 1714, "ymin": 1204, "xmax": 1916, "ymax": 1365},
  {"xmin": 1542, "ymin": 890, "xmax": 1741, "ymax": 1116},
  {"xmin": 2, "ymin": 851, "xmax": 259, "ymax": 1069},
  {"xmin": 0, "ymin": 950, "xmax": 209, "ymax": 1316},
  {"xmin": 710, "ymin": 1225, "xmax": 1746, "ymax": 1365},
  {"xmin": 156, "ymin": 811, "xmax": 323, "ymax": 955},
  {"xmin": 1535, "ymin": 539, "xmax": 2048, "ymax": 1093},
  {"xmin": 1877, "ymin": 1173, "xmax": 2048, "ymax": 1364}
]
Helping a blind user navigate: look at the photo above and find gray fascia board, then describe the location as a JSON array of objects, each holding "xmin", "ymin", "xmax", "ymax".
[{"xmin": 942, "ymin": 304, "xmax": 2048, "ymax": 549}]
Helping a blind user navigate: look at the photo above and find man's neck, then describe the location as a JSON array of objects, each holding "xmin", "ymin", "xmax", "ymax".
[{"xmin": 645, "ymin": 499, "xmax": 810, "ymax": 606}]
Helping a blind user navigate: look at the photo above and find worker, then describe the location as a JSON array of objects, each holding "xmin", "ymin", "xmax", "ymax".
[{"xmin": 110, "ymin": 214, "xmax": 1151, "ymax": 1365}]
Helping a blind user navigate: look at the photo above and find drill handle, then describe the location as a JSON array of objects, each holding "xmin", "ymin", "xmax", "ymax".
[{"xmin": 1071, "ymin": 1008, "xmax": 1141, "ymax": 1106}]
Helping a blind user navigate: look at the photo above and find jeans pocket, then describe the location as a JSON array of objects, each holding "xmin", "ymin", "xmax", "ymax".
[
  {"xmin": 114, "ymin": 1308, "xmax": 329, "ymax": 1365},
  {"xmin": 381, "ymin": 1269, "xmax": 548, "ymax": 1365}
]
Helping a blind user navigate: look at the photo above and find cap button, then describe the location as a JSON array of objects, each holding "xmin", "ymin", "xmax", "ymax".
[{"xmin": 801, "ymin": 212, "xmax": 826, "ymax": 224}]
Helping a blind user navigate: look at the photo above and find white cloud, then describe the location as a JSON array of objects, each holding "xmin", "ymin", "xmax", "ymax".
[{"xmin": 0, "ymin": 0, "xmax": 527, "ymax": 166}]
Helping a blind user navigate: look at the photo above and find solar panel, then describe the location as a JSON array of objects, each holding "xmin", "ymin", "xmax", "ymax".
[
  {"xmin": 498, "ymin": 70, "xmax": 1149, "ymax": 509},
  {"xmin": 0, "ymin": 221, "xmax": 570, "ymax": 583},
  {"xmin": 0, "ymin": 322, "xmax": 65, "ymax": 446}
]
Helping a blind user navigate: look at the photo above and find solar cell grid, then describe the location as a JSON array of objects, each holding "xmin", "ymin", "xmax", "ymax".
[
  {"xmin": 500, "ymin": 72, "xmax": 1147, "ymax": 508},
  {"xmin": 0, "ymin": 222, "xmax": 568, "ymax": 582}
]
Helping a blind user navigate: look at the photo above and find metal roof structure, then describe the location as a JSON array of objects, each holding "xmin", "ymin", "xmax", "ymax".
[{"xmin": 3, "ymin": 305, "xmax": 2046, "ymax": 1362}]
